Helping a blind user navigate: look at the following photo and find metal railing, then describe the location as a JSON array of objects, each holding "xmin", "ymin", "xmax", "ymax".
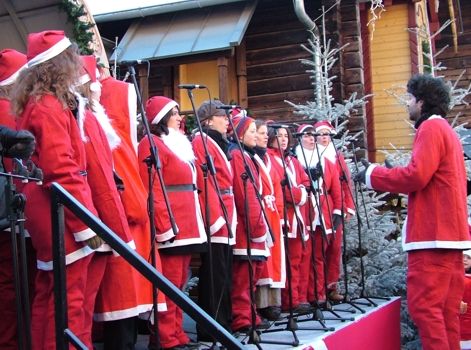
[{"xmin": 51, "ymin": 182, "xmax": 244, "ymax": 350}]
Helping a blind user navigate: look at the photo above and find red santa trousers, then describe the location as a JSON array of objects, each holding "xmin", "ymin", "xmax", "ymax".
[
  {"xmin": 326, "ymin": 225, "xmax": 343, "ymax": 292},
  {"xmin": 31, "ymin": 255, "xmax": 91, "ymax": 350},
  {"xmin": 306, "ymin": 230, "xmax": 332, "ymax": 302},
  {"xmin": 157, "ymin": 254, "xmax": 192, "ymax": 349},
  {"xmin": 407, "ymin": 249, "xmax": 464, "ymax": 350},
  {"xmin": 231, "ymin": 259, "xmax": 264, "ymax": 331},
  {"xmin": 82, "ymin": 253, "xmax": 109, "ymax": 348},
  {"xmin": 281, "ymin": 236, "xmax": 305, "ymax": 310}
]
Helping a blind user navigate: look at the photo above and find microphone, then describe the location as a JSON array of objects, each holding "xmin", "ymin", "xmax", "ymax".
[
  {"xmin": 118, "ymin": 59, "xmax": 146, "ymax": 65},
  {"xmin": 178, "ymin": 84, "xmax": 207, "ymax": 89},
  {"xmin": 267, "ymin": 123, "xmax": 291, "ymax": 129}
]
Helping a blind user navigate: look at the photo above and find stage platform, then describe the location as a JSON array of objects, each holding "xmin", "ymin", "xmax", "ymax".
[{"xmin": 130, "ymin": 296, "xmax": 401, "ymax": 350}]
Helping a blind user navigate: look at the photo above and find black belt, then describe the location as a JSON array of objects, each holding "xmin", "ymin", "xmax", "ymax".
[
  {"xmin": 79, "ymin": 170, "xmax": 87, "ymax": 176},
  {"xmin": 219, "ymin": 188, "xmax": 233, "ymax": 195},
  {"xmin": 165, "ymin": 184, "xmax": 197, "ymax": 192}
]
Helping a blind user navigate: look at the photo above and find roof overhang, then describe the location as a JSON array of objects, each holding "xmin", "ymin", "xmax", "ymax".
[
  {"xmin": 112, "ymin": 0, "xmax": 257, "ymax": 63},
  {"xmin": 93, "ymin": 0, "xmax": 248, "ymax": 23}
]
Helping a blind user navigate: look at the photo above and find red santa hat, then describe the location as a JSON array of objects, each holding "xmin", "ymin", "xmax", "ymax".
[
  {"xmin": 297, "ymin": 124, "xmax": 314, "ymax": 134},
  {"xmin": 27, "ymin": 30, "xmax": 72, "ymax": 67},
  {"xmin": 232, "ymin": 115, "xmax": 254, "ymax": 139},
  {"xmin": 314, "ymin": 120, "xmax": 336, "ymax": 134},
  {"xmin": 79, "ymin": 55, "xmax": 100, "ymax": 91},
  {"xmin": 0, "ymin": 49, "xmax": 28, "ymax": 86},
  {"xmin": 145, "ymin": 96, "xmax": 179, "ymax": 125}
]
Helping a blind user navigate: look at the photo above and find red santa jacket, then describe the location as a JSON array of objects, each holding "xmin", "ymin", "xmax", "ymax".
[
  {"xmin": 336, "ymin": 153, "xmax": 355, "ymax": 216},
  {"xmin": 305, "ymin": 157, "xmax": 342, "ymax": 235},
  {"xmin": 18, "ymin": 95, "xmax": 98, "ymax": 269},
  {"xmin": 192, "ymin": 132, "xmax": 236, "ymax": 245},
  {"xmin": 267, "ymin": 148, "xmax": 309, "ymax": 240},
  {"xmin": 98, "ymin": 80, "xmax": 166, "ymax": 315},
  {"xmin": 82, "ymin": 109, "xmax": 134, "ymax": 249},
  {"xmin": 366, "ymin": 115, "xmax": 471, "ymax": 251},
  {"xmin": 138, "ymin": 133, "xmax": 207, "ymax": 250},
  {"xmin": 99, "ymin": 77, "xmax": 147, "ymax": 227},
  {"xmin": 230, "ymin": 147, "xmax": 269, "ymax": 257},
  {"xmin": 254, "ymin": 153, "xmax": 285, "ymax": 287}
]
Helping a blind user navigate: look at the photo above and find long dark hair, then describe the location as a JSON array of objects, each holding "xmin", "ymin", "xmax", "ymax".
[
  {"xmin": 267, "ymin": 126, "xmax": 293, "ymax": 155},
  {"xmin": 150, "ymin": 111, "xmax": 172, "ymax": 137}
]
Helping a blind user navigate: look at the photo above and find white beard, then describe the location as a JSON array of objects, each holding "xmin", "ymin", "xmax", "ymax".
[{"xmin": 161, "ymin": 128, "xmax": 195, "ymax": 163}]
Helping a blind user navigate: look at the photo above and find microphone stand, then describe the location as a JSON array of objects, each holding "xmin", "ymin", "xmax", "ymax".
[
  {"xmin": 226, "ymin": 117, "xmax": 295, "ymax": 349},
  {"xmin": 350, "ymin": 143, "xmax": 390, "ymax": 306},
  {"xmin": 127, "ymin": 64, "xmax": 178, "ymax": 347},
  {"xmin": 290, "ymin": 139, "xmax": 336, "ymax": 332},
  {"xmin": 328, "ymin": 138, "xmax": 367, "ymax": 313},
  {"xmin": 292, "ymin": 139, "xmax": 353, "ymax": 327},
  {"xmin": 183, "ymin": 90, "xmax": 234, "ymax": 349},
  {"xmin": 0, "ymin": 165, "xmax": 42, "ymax": 350}
]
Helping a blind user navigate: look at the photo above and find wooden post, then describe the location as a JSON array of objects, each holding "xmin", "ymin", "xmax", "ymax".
[
  {"xmin": 217, "ymin": 57, "xmax": 229, "ymax": 102},
  {"xmin": 236, "ymin": 40, "xmax": 248, "ymax": 108}
]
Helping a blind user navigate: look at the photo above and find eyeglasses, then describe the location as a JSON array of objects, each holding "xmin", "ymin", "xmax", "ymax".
[{"xmin": 317, "ymin": 133, "xmax": 331, "ymax": 136}]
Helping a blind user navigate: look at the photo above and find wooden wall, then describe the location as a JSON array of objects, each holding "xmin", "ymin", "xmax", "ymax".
[
  {"xmin": 244, "ymin": 0, "xmax": 323, "ymax": 120},
  {"xmin": 436, "ymin": 0, "xmax": 471, "ymax": 126},
  {"xmin": 363, "ymin": 3, "xmax": 414, "ymax": 161}
]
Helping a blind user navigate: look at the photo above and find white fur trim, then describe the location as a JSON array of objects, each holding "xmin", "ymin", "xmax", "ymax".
[
  {"xmin": 74, "ymin": 91, "xmax": 88, "ymax": 142},
  {"xmin": 210, "ymin": 216, "xmax": 225, "ymax": 235},
  {"xmin": 36, "ymin": 246, "xmax": 94, "ymax": 270},
  {"xmin": 92, "ymin": 101, "xmax": 121, "ymax": 150},
  {"xmin": 365, "ymin": 163, "xmax": 378, "ymax": 189},
  {"xmin": 161, "ymin": 129, "xmax": 195, "ymax": 162},
  {"xmin": 151, "ymin": 101, "xmax": 178, "ymax": 125},
  {"xmin": 0, "ymin": 62, "xmax": 28, "ymax": 86},
  {"xmin": 28, "ymin": 37, "xmax": 71, "ymax": 67},
  {"xmin": 156, "ymin": 227, "xmax": 177, "ymax": 243},
  {"xmin": 74, "ymin": 227, "xmax": 96, "ymax": 241},
  {"xmin": 127, "ymin": 84, "xmax": 138, "ymax": 153}
]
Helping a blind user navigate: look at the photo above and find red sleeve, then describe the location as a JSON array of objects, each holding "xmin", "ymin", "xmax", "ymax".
[
  {"xmin": 138, "ymin": 136, "xmax": 175, "ymax": 242},
  {"xmin": 368, "ymin": 120, "xmax": 443, "ymax": 193},
  {"xmin": 84, "ymin": 113, "xmax": 133, "ymax": 244},
  {"xmin": 23, "ymin": 98, "xmax": 97, "ymax": 240},
  {"xmin": 231, "ymin": 149, "xmax": 266, "ymax": 240},
  {"xmin": 193, "ymin": 136, "xmax": 224, "ymax": 234},
  {"xmin": 325, "ymin": 160, "xmax": 342, "ymax": 214},
  {"xmin": 284, "ymin": 157, "xmax": 308, "ymax": 206},
  {"xmin": 338, "ymin": 154, "xmax": 355, "ymax": 215}
]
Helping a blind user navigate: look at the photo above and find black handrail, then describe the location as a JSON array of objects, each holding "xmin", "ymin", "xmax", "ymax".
[{"xmin": 51, "ymin": 182, "xmax": 245, "ymax": 350}]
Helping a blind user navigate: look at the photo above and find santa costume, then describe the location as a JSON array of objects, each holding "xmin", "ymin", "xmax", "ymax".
[
  {"xmin": 17, "ymin": 31, "xmax": 98, "ymax": 349},
  {"xmin": 266, "ymin": 130, "xmax": 309, "ymax": 311},
  {"xmin": 138, "ymin": 96, "xmax": 207, "ymax": 349},
  {"xmin": 192, "ymin": 99, "xmax": 236, "ymax": 340},
  {"xmin": 229, "ymin": 115, "xmax": 269, "ymax": 332}
]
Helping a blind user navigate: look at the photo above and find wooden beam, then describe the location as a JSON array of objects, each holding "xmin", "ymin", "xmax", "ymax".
[
  {"xmin": 217, "ymin": 57, "xmax": 229, "ymax": 103},
  {"xmin": 3, "ymin": 0, "xmax": 28, "ymax": 48},
  {"xmin": 235, "ymin": 40, "xmax": 248, "ymax": 108}
]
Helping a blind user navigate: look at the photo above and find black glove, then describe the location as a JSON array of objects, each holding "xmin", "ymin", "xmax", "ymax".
[
  {"xmin": 308, "ymin": 163, "xmax": 322, "ymax": 181},
  {"xmin": 0, "ymin": 127, "xmax": 36, "ymax": 160},
  {"xmin": 353, "ymin": 159, "xmax": 370, "ymax": 184},
  {"xmin": 332, "ymin": 214, "xmax": 342, "ymax": 231},
  {"xmin": 384, "ymin": 158, "xmax": 395, "ymax": 169},
  {"xmin": 113, "ymin": 171, "xmax": 125, "ymax": 191}
]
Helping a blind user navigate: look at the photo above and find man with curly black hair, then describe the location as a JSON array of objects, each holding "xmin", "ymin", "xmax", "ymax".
[{"xmin": 355, "ymin": 74, "xmax": 471, "ymax": 350}]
